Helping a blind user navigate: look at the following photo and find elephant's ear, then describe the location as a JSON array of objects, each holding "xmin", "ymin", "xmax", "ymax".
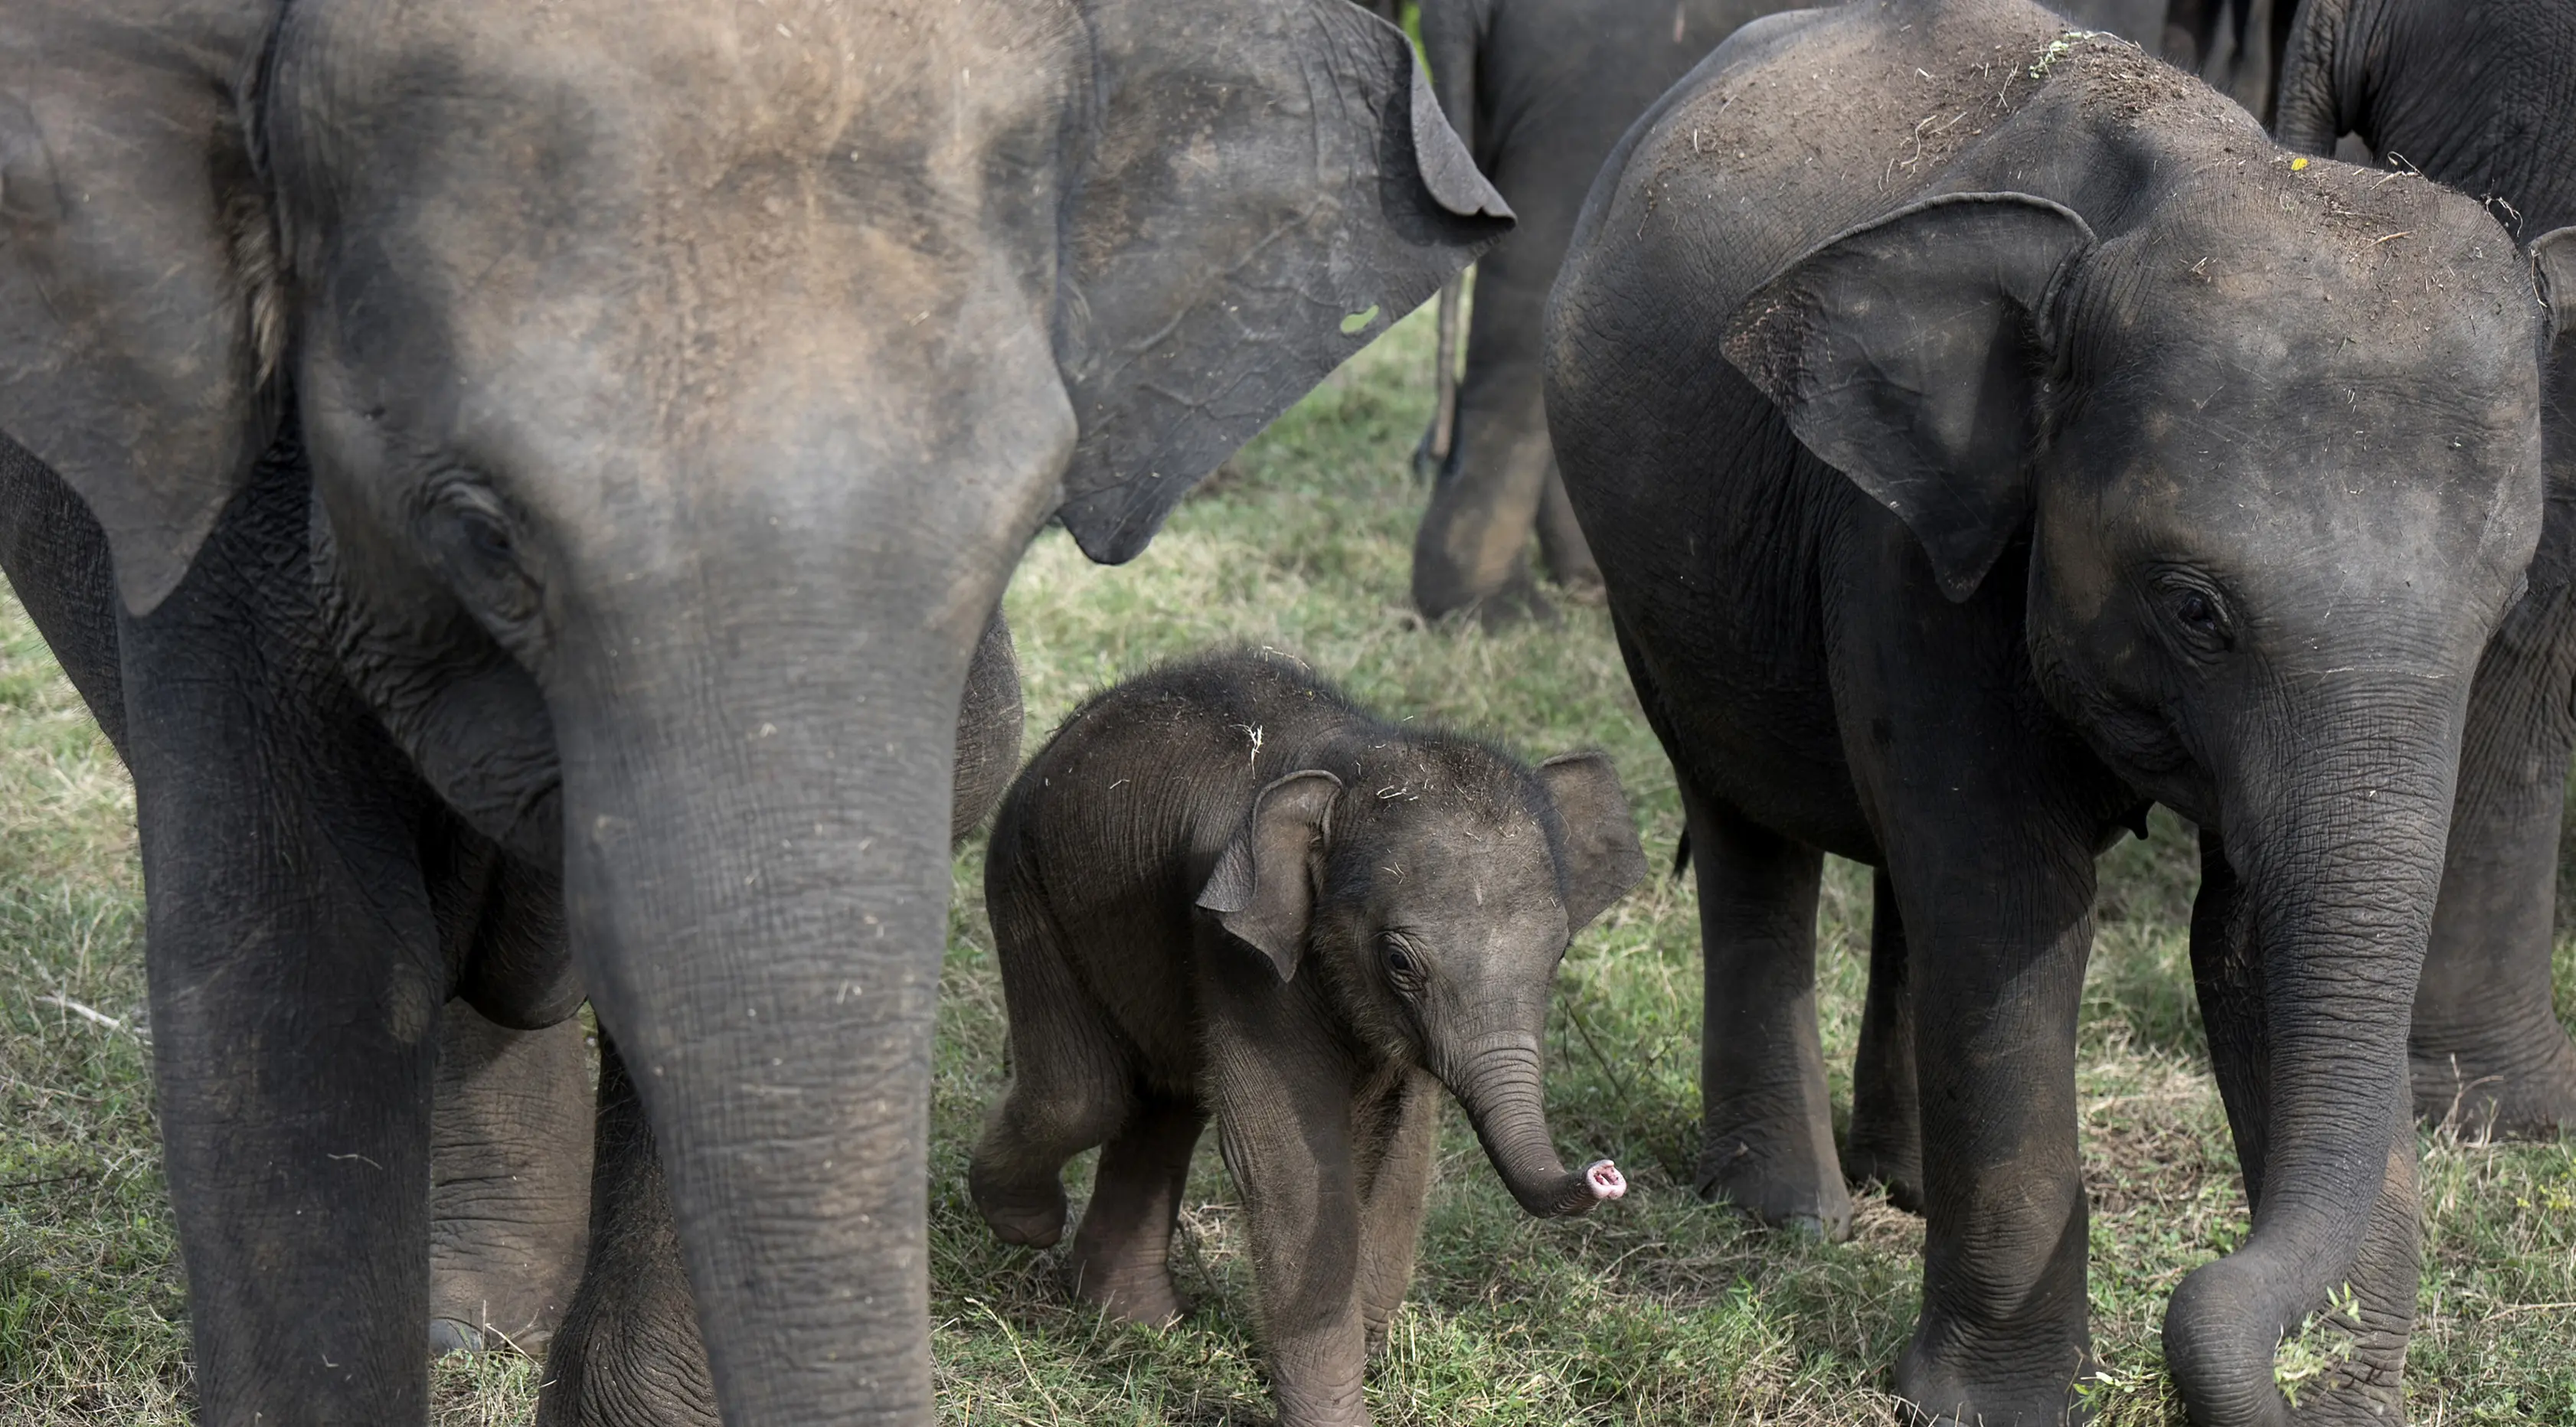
[
  {"xmin": 1721, "ymin": 193, "xmax": 2094, "ymax": 602},
  {"xmin": 2529, "ymin": 227, "xmax": 2576, "ymax": 349},
  {"xmin": 1051, "ymin": 0, "xmax": 1512, "ymax": 564},
  {"xmin": 1195, "ymin": 769, "xmax": 1342, "ymax": 981},
  {"xmin": 1535, "ymin": 753, "xmax": 1647, "ymax": 933},
  {"xmin": 0, "ymin": 4, "xmax": 282, "ymax": 614}
]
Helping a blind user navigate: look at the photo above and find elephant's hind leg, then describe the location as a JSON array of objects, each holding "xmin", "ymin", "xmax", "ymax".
[
  {"xmin": 1066, "ymin": 1097, "xmax": 1205, "ymax": 1325},
  {"xmin": 538, "ymin": 1034, "xmax": 718, "ymax": 1427},
  {"xmin": 1534, "ymin": 464, "xmax": 1603, "ymax": 604},
  {"xmin": 2410, "ymin": 578, "xmax": 2576, "ymax": 1139},
  {"xmin": 1685, "ymin": 785, "xmax": 1851, "ymax": 1239},
  {"xmin": 969, "ymin": 876, "xmax": 1135, "ymax": 1248},
  {"xmin": 430, "ymin": 1007, "xmax": 595, "ymax": 1357},
  {"xmin": 1842, "ymin": 868, "xmax": 1922, "ymax": 1212}
]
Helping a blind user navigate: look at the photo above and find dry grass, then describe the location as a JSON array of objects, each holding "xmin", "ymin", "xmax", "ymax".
[{"xmin": 0, "ymin": 304, "xmax": 2570, "ymax": 1424}]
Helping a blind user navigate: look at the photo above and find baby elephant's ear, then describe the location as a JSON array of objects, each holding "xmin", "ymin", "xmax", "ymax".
[
  {"xmin": 1536, "ymin": 753, "xmax": 1648, "ymax": 933},
  {"xmin": 1196, "ymin": 770, "xmax": 1343, "ymax": 981}
]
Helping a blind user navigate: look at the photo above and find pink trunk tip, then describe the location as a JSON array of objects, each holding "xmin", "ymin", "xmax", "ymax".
[{"xmin": 1583, "ymin": 1159, "xmax": 1626, "ymax": 1200}]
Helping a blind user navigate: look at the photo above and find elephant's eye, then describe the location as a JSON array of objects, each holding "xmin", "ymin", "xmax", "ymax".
[
  {"xmin": 424, "ymin": 482, "xmax": 546, "ymax": 645},
  {"xmin": 1380, "ymin": 936, "xmax": 1420, "ymax": 982},
  {"xmin": 2151, "ymin": 570, "xmax": 2234, "ymax": 655}
]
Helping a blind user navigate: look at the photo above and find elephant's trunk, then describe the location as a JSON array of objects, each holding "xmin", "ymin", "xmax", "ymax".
[
  {"xmin": 2164, "ymin": 691, "xmax": 2458, "ymax": 1423},
  {"xmin": 551, "ymin": 564, "xmax": 996, "ymax": 1423},
  {"xmin": 1445, "ymin": 1031, "xmax": 1624, "ymax": 1218}
]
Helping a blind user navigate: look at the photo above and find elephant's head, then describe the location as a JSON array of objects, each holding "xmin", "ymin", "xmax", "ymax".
[
  {"xmin": 1724, "ymin": 162, "xmax": 2566, "ymax": 1412},
  {"xmin": 1198, "ymin": 749, "xmax": 1647, "ymax": 1217},
  {"xmin": 0, "ymin": 0, "xmax": 1505, "ymax": 1415}
]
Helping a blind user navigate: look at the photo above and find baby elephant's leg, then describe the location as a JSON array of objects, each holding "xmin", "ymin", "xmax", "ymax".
[
  {"xmin": 1067, "ymin": 1098, "xmax": 1205, "ymax": 1325},
  {"xmin": 1209, "ymin": 1029, "xmax": 1370, "ymax": 1427},
  {"xmin": 970, "ymin": 887, "xmax": 1133, "ymax": 1247},
  {"xmin": 1353, "ymin": 1069, "xmax": 1441, "ymax": 1357}
]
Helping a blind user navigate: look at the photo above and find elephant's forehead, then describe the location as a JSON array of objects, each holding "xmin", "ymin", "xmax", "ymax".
[
  {"xmin": 282, "ymin": 0, "xmax": 1077, "ymax": 185},
  {"xmin": 2104, "ymin": 172, "xmax": 2538, "ymax": 390}
]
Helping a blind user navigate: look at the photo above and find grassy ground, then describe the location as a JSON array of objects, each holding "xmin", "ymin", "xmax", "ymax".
[{"xmin": 1, "ymin": 304, "xmax": 2572, "ymax": 1424}]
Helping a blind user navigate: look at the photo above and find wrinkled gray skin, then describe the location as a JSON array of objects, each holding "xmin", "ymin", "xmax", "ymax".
[
  {"xmin": 0, "ymin": 2, "xmax": 1505, "ymax": 1422},
  {"xmin": 0, "ymin": 441, "xmax": 1022, "ymax": 1365},
  {"xmin": 1407, "ymin": 0, "xmax": 2166, "ymax": 629},
  {"xmin": 1408, "ymin": 0, "xmax": 1795, "ymax": 625},
  {"xmin": 2276, "ymin": 0, "xmax": 2576, "ymax": 1143},
  {"xmin": 426, "ymin": 612, "xmax": 1022, "ymax": 1360},
  {"xmin": 1548, "ymin": 1, "xmax": 2553, "ymax": 1421},
  {"xmin": 969, "ymin": 651, "xmax": 1644, "ymax": 1427}
]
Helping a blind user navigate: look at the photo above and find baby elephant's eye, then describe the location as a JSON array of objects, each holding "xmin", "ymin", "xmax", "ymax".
[{"xmin": 1380, "ymin": 936, "xmax": 1418, "ymax": 980}]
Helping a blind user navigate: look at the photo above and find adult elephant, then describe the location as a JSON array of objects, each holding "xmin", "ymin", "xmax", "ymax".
[
  {"xmin": 1407, "ymin": 0, "xmax": 1793, "ymax": 623},
  {"xmin": 1407, "ymin": 0, "xmax": 2167, "ymax": 625},
  {"xmin": 1548, "ymin": 0, "xmax": 2559, "ymax": 1420},
  {"xmin": 0, "ymin": 3, "xmax": 1505, "ymax": 1424},
  {"xmin": 0, "ymin": 451, "xmax": 1025, "ymax": 1360},
  {"xmin": 2275, "ymin": 0, "xmax": 2576, "ymax": 1141}
]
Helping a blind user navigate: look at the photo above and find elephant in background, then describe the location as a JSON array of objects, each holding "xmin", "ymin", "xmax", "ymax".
[
  {"xmin": 1407, "ymin": 0, "xmax": 2173, "ymax": 626},
  {"xmin": 2277, "ymin": 0, "xmax": 2576, "ymax": 1141},
  {"xmin": 1549, "ymin": 0, "xmax": 2558, "ymax": 1419},
  {"xmin": 1407, "ymin": 0, "xmax": 1798, "ymax": 625},
  {"xmin": 0, "ymin": 2, "xmax": 1504, "ymax": 1423}
]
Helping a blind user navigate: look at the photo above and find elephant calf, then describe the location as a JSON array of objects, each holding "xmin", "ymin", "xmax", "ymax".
[{"xmin": 969, "ymin": 650, "xmax": 1644, "ymax": 1427}]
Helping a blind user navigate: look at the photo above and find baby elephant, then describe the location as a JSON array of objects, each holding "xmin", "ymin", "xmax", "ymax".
[{"xmin": 971, "ymin": 650, "xmax": 1644, "ymax": 1427}]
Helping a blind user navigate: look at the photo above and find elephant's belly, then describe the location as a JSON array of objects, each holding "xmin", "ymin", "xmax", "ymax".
[{"xmin": 1594, "ymin": 464, "xmax": 1878, "ymax": 864}]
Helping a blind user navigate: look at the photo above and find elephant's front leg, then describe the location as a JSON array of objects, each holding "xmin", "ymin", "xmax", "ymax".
[
  {"xmin": 1208, "ymin": 1016, "xmax": 1371, "ymax": 1427},
  {"xmin": 119, "ymin": 458, "xmax": 448, "ymax": 1422},
  {"xmin": 431, "ymin": 1006, "xmax": 595, "ymax": 1357},
  {"xmin": 1838, "ymin": 547, "xmax": 2117, "ymax": 1425},
  {"xmin": 2409, "ymin": 571, "xmax": 2576, "ymax": 1139},
  {"xmin": 1352, "ymin": 1067, "xmax": 1441, "ymax": 1355},
  {"xmin": 1685, "ymin": 785, "xmax": 1849, "ymax": 1239},
  {"xmin": 1884, "ymin": 832, "xmax": 2097, "ymax": 1426}
]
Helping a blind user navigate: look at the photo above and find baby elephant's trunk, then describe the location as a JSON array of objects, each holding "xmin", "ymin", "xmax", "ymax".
[{"xmin": 1449, "ymin": 1034, "xmax": 1624, "ymax": 1218}]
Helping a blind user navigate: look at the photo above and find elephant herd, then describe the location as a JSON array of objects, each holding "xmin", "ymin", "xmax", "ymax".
[{"xmin": 4, "ymin": 1, "xmax": 2574, "ymax": 1426}]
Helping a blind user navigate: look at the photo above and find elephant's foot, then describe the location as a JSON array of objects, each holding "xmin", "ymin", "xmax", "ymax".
[
  {"xmin": 1840, "ymin": 1128, "xmax": 1923, "ymax": 1215},
  {"xmin": 538, "ymin": 1273, "xmax": 719, "ymax": 1427},
  {"xmin": 1549, "ymin": 569, "xmax": 1606, "ymax": 606},
  {"xmin": 1695, "ymin": 1128, "xmax": 1852, "ymax": 1241},
  {"xmin": 430, "ymin": 1318, "xmax": 487, "ymax": 1357},
  {"xmin": 1066, "ymin": 1248, "xmax": 1188, "ymax": 1327},
  {"xmin": 2411, "ymin": 1034, "xmax": 2576, "ymax": 1140},
  {"xmin": 1420, "ymin": 576, "xmax": 1558, "ymax": 631},
  {"xmin": 969, "ymin": 1163, "xmax": 1070, "ymax": 1248},
  {"xmin": 1894, "ymin": 1334, "xmax": 2089, "ymax": 1427},
  {"xmin": 430, "ymin": 1216, "xmax": 590, "ymax": 1357}
]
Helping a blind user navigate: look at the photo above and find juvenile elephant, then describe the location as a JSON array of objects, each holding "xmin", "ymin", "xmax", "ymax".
[
  {"xmin": 970, "ymin": 651, "xmax": 1642, "ymax": 1426},
  {"xmin": 1548, "ymin": 2, "xmax": 2560, "ymax": 1421},
  {"xmin": 1408, "ymin": 0, "xmax": 1794, "ymax": 624},
  {"xmin": 1407, "ymin": 0, "xmax": 2171, "ymax": 629},
  {"xmin": 0, "ymin": 2, "xmax": 1504, "ymax": 1422},
  {"xmin": 2276, "ymin": 0, "xmax": 2576, "ymax": 1141}
]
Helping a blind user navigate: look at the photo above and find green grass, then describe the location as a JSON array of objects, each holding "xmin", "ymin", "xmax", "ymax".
[{"xmin": 2, "ymin": 303, "xmax": 2573, "ymax": 1422}]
